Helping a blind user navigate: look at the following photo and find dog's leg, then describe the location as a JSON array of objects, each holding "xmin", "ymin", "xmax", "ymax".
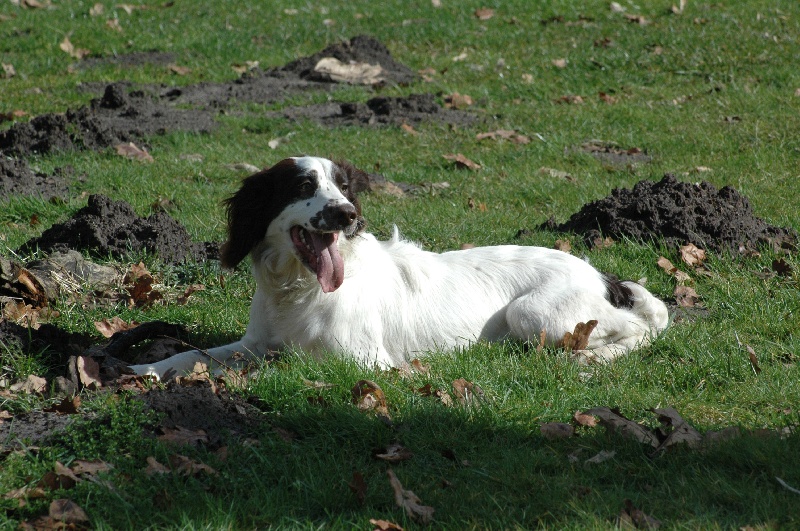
[{"xmin": 129, "ymin": 340, "xmax": 262, "ymax": 380}]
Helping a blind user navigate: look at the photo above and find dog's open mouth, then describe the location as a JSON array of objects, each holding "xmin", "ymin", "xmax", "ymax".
[{"xmin": 290, "ymin": 226, "xmax": 344, "ymax": 293}]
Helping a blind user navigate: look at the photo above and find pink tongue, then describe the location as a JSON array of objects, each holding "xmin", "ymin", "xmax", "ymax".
[{"xmin": 310, "ymin": 232, "xmax": 344, "ymax": 293}]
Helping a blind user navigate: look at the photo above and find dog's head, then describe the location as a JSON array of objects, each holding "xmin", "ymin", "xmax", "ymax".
[{"xmin": 221, "ymin": 156, "xmax": 368, "ymax": 293}]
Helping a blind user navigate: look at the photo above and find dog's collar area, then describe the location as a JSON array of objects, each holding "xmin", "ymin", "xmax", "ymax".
[{"xmin": 290, "ymin": 226, "xmax": 344, "ymax": 293}]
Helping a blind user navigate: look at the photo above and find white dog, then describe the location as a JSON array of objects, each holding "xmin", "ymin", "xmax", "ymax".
[{"xmin": 131, "ymin": 156, "xmax": 668, "ymax": 379}]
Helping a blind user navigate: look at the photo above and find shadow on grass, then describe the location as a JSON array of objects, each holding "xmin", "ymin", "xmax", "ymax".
[{"xmin": 67, "ymin": 399, "xmax": 799, "ymax": 529}]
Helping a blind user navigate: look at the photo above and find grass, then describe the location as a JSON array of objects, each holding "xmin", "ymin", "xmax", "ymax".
[{"xmin": 1, "ymin": 0, "xmax": 799, "ymax": 528}]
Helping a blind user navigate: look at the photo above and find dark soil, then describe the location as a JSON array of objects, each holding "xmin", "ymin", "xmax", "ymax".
[
  {"xmin": 20, "ymin": 194, "xmax": 219, "ymax": 265},
  {"xmin": 278, "ymin": 34, "xmax": 418, "ymax": 85},
  {"xmin": 137, "ymin": 382, "xmax": 266, "ymax": 448},
  {"xmin": 76, "ymin": 51, "xmax": 177, "ymax": 70},
  {"xmin": 0, "ymin": 83, "xmax": 217, "ymax": 157},
  {"xmin": 0, "ymin": 157, "xmax": 73, "ymax": 200},
  {"xmin": 275, "ymin": 93, "xmax": 478, "ymax": 128},
  {"xmin": 0, "ymin": 320, "xmax": 90, "ymax": 360},
  {"xmin": 544, "ymin": 173, "xmax": 797, "ymax": 253}
]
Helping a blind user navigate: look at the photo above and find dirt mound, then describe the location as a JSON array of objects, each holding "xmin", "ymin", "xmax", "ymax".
[
  {"xmin": 21, "ymin": 194, "xmax": 219, "ymax": 265},
  {"xmin": 0, "ymin": 83, "xmax": 216, "ymax": 157},
  {"xmin": 76, "ymin": 51, "xmax": 177, "ymax": 70},
  {"xmin": 138, "ymin": 382, "xmax": 266, "ymax": 448},
  {"xmin": 279, "ymin": 34, "xmax": 418, "ymax": 85},
  {"xmin": 0, "ymin": 157, "xmax": 73, "ymax": 200},
  {"xmin": 546, "ymin": 174, "xmax": 797, "ymax": 253},
  {"xmin": 277, "ymin": 93, "xmax": 477, "ymax": 128}
]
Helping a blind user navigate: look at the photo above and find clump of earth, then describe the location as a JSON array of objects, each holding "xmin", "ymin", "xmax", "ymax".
[
  {"xmin": 0, "ymin": 157, "xmax": 74, "ymax": 200},
  {"xmin": 20, "ymin": 194, "xmax": 219, "ymax": 265},
  {"xmin": 544, "ymin": 174, "xmax": 797, "ymax": 253},
  {"xmin": 275, "ymin": 93, "xmax": 478, "ymax": 128},
  {"xmin": 0, "ymin": 83, "xmax": 217, "ymax": 158}
]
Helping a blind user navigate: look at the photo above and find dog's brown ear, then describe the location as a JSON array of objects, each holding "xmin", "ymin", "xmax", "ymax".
[{"xmin": 220, "ymin": 159, "xmax": 296, "ymax": 269}]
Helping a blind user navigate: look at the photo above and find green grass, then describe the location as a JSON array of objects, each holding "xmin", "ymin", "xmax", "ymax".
[{"xmin": 1, "ymin": 0, "xmax": 799, "ymax": 528}]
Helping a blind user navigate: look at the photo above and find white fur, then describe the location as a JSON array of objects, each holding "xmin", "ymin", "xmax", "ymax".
[{"xmin": 131, "ymin": 157, "xmax": 669, "ymax": 379}]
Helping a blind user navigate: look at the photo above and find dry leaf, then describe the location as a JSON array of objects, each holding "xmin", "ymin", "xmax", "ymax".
[
  {"xmin": 560, "ymin": 320, "xmax": 598, "ymax": 351},
  {"xmin": 539, "ymin": 167, "xmax": 575, "ymax": 182},
  {"xmin": 10, "ymin": 374, "xmax": 47, "ymax": 394},
  {"xmin": 573, "ymin": 410, "xmax": 598, "ymax": 427},
  {"xmin": 552, "ymin": 58, "xmax": 568, "ymax": 69},
  {"xmin": 176, "ymin": 284, "xmax": 205, "ymax": 305},
  {"xmin": 746, "ymin": 345, "xmax": 762, "ymax": 374},
  {"xmin": 619, "ymin": 499, "xmax": 662, "ymax": 529},
  {"xmin": 387, "ymin": 469, "xmax": 435, "ymax": 523},
  {"xmin": 115, "ymin": 3, "xmax": 145, "ymax": 15},
  {"xmin": 1, "ymin": 63, "xmax": 16, "ymax": 78},
  {"xmin": 582, "ymin": 407, "xmax": 660, "ymax": 447},
  {"xmin": 77, "ymin": 356, "xmax": 102, "ymax": 390},
  {"xmin": 652, "ymin": 407, "xmax": 702, "ymax": 451},
  {"xmin": 115, "ymin": 142, "xmax": 154, "ymax": 162},
  {"xmin": 351, "ymin": 380, "xmax": 390, "ymax": 418},
  {"xmin": 168, "ymin": 63, "xmax": 191, "ymax": 75},
  {"xmin": 674, "ymin": 285, "xmax": 700, "ymax": 307},
  {"xmin": 443, "ymin": 153, "xmax": 481, "ymax": 170},
  {"xmin": 44, "ymin": 395, "xmax": 81, "ymax": 414},
  {"xmin": 540, "ymin": 422, "xmax": 574, "ymax": 440},
  {"xmin": 610, "ymin": 2, "xmax": 625, "ymax": 13},
  {"xmin": 679, "ymin": 244, "xmax": 706, "ymax": 267},
  {"xmin": 0, "ymin": 109, "xmax": 28, "ymax": 122},
  {"xmin": 585, "ymin": 449, "xmax": 615, "ymax": 465},
  {"xmin": 443, "ymin": 92, "xmax": 473, "ymax": 109},
  {"xmin": 94, "ymin": 316, "xmax": 139, "ymax": 338},
  {"xmin": 70, "ymin": 460, "xmax": 113, "ymax": 476},
  {"xmin": 452, "ymin": 378, "xmax": 484, "ymax": 405},
  {"xmin": 598, "ymin": 92, "xmax": 617, "ymax": 104},
  {"xmin": 370, "ymin": 518, "xmax": 404, "ymax": 531},
  {"xmin": 124, "ymin": 262, "xmax": 162, "ymax": 307},
  {"xmin": 89, "ymin": 3, "xmax": 104, "ymax": 16},
  {"xmin": 474, "ymin": 7, "xmax": 494, "ymax": 20},
  {"xmin": 106, "ymin": 18, "xmax": 122, "ymax": 32},
  {"xmin": 144, "ymin": 456, "xmax": 170, "ymax": 475},
  {"xmin": 347, "ymin": 471, "xmax": 367, "ymax": 505},
  {"xmin": 476, "ymin": 129, "xmax": 530, "ymax": 144},
  {"xmin": 671, "ymin": 0, "xmax": 687, "ymax": 15},
  {"xmin": 400, "ymin": 123, "xmax": 418, "ymax": 136},
  {"xmin": 657, "ymin": 256, "xmax": 691, "ymax": 283},
  {"xmin": 59, "ymin": 35, "xmax": 90, "ymax": 60},
  {"xmin": 375, "ymin": 443, "xmax": 414, "ymax": 462},
  {"xmin": 4, "ymin": 486, "xmax": 47, "ymax": 500},
  {"xmin": 624, "ymin": 14, "xmax": 650, "ymax": 25},
  {"xmin": 158, "ymin": 426, "xmax": 209, "ymax": 447},
  {"xmin": 3, "ymin": 300, "xmax": 44, "ymax": 329},
  {"xmin": 302, "ymin": 378, "xmax": 335, "ymax": 390},
  {"xmin": 452, "ymin": 51, "xmax": 468, "ymax": 62},
  {"xmin": 49, "ymin": 499, "xmax": 89, "ymax": 525},
  {"xmin": 169, "ymin": 454, "xmax": 218, "ymax": 476},
  {"xmin": 554, "ymin": 239, "xmax": 572, "ymax": 253},
  {"xmin": 313, "ymin": 57, "xmax": 384, "ymax": 85},
  {"xmin": 555, "ymin": 94, "xmax": 584, "ymax": 104}
]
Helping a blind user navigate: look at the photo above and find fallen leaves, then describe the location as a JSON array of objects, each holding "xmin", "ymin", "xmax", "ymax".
[
  {"xmin": 124, "ymin": 262, "xmax": 163, "ymax": 307},
  {"xmin": 387, "ymin": 469, "xmax": 435, "ymax": 524},
  {"xmin": 115, "ymin": 141, "xmax": 154, "ymax": 162},
  {"xmin": 618, "ymin": 499, "xmax": 662, "ymax": 529},
  {"xmin": 474, "ymin": 8, "xmax": 494, "ymax": 21},
  {"xmin": 352, "ymin": 380, "xmax": 390, "ymax": 419},
  {"xmin": 443, "ymin": 153, "xmax": 481, "ymax": 170},
  {"xmin": 2, "ymin": 62, "xmax": 16, "ymax": 78},
  {"xmin": 94, "ymin": 316, "xmax": 139, "ymax": 338},
  {"xmin": 476, "ymin": 129, "xmax": 530, "ymax": 144},
  {"xmin": 59, "ymin": 35, "xmax": 91, "ymax": 60},
  {"xmin": 559, "ymin": 320, "xmax": 598, "ymax": 351},
  {"xmin": 374, "ymin": 443, "xmax": 414, "ymax": 463},
  {"xmin": 313, "ymin": 57, "xmax": 385, "ymax": 85},
  {"xmin": 451, "ymin": 378, "xmax": 484, "ymax": 406},
  {"xmin": 443, "ymin": 92, "xmax": 473, "ymax": 109}
]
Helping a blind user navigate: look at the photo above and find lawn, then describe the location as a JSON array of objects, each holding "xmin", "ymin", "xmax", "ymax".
[{"xmin": 0, "ymin": 0, "xmax": 798, "ymax": 529}]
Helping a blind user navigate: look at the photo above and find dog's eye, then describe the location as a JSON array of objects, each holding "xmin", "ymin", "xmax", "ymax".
[
  {"xmin": 299, "ymin": 181, "xmax": 314, "ymax": 195},
  {"xmin": 340, "ymin": 182, "xmax": 349, "ymax": 192}
]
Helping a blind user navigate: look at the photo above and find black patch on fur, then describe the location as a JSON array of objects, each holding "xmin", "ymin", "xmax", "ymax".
[
  {"xmin": 220, "ymin": 158, "xmax": 367, "ymax": 269},
  {"xmin": 602, "ymin": 272, "xmax": 635, "ymax": 309}
]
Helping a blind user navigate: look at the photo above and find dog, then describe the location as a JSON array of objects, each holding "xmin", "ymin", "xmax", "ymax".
[{"xmin": 131, "ymin": 156, "xmax": 669, "ymax": 379}]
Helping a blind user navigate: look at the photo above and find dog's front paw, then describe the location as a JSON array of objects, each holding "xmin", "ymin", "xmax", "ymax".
[{"xmin": 571, "ymin": 349, "xmax": 600, "ymax": 365}]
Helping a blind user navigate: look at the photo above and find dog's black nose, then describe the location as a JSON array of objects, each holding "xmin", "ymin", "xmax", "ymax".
[{"xmin": 323, "ymin": 203, "xmax": 358, "ymax": 229}]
